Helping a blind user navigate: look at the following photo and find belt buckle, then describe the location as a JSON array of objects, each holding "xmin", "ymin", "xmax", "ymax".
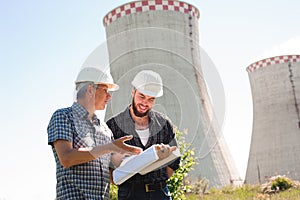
[{"xmin": 145, "ymin": 183, "xmax": 154, "ymax": 192}]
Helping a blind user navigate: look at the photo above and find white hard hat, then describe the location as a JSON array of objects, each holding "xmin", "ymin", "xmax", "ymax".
[
  {"xmin": 131, "ymin": 70, "xmax": 163, "ymax": 97},
  {"xmin": 75, "ymin": 67, "xmax": 119, "ymax": 91}
]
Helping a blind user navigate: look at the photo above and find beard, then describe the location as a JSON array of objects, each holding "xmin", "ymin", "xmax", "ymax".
[{"xmin": 132, "ymin": 98, "xmax": 149, "ymax": 117}]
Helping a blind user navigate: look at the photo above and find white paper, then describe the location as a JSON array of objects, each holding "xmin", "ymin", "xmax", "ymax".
[
  {"xmin": 139, "ymin": 148, "xmax": 180, "ymax": 175},
  {"xmin": 112, "ymin": 145, "xmax": 181, "ymax": 185},
  {"xmin": 113, "ymin": 145, "xmax": 159, "ymax": 185}
]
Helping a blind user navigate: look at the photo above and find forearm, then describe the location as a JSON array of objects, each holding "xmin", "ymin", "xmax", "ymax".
[
  {"xmin": 59, "ymin": 149, "xmax": 95, "ymax": 168},
  {"xmin": 54, "ymin": 136, "xmax": 141, "ymax": 168},
  {"xmin": 54, "ymin": 140, "xmax": 113, "ymax": 168}
]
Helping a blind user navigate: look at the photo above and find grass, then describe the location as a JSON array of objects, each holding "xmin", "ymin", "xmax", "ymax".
[
  {"xmin": 109, "ymin": 175, "xmax": 300, "ymax": 200},
  {"xmin": 185, "ymin": 184, "xmax": 300, "ymax": 200}
]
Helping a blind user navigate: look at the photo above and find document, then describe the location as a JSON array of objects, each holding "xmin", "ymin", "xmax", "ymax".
[{"xmin": 112, "ymin": 145, "xmax": 180, "ymax": 185}]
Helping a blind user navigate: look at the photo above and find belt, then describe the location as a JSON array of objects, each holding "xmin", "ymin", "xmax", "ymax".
[{"xmin": 135, "ymin": 182, "xmax": 167, "ymax": 192}]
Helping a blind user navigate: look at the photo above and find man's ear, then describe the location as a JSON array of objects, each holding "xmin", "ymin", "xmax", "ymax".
[{"xmin": 86, "ymin": 85, "xmax": 94, "ymax": 96}]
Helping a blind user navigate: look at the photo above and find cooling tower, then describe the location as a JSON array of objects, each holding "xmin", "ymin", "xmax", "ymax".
[
  {"xmin": 245, "ymin": 55, "xmax": 300, "ymax": 184},
  {"xmin": 103, "ymin": 0, "xmax": 240, "ymax": 187}
]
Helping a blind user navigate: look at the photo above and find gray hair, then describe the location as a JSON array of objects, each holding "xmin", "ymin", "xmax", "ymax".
[{"xmin": 76, "ymin": 82, "xmax": 96, "ymax": 100}]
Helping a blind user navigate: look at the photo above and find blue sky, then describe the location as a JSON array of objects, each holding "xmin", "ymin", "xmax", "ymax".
[{"xmin": 1, "ymin": 0, "xmax": 300, "ymax": 199}]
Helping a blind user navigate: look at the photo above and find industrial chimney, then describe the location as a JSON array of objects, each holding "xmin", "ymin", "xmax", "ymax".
[
  {"xmin": 103, "ymin": 0, "xmax": 240, "ymax": 187},
  {"xmin": 245, "ymin": 55, "xmax": 300, "ymax": 184}
]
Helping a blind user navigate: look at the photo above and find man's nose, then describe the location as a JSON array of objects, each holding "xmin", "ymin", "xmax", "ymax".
[{"xmin": 107, "ymin": 92, "xmax": 111, "ymax": 99}]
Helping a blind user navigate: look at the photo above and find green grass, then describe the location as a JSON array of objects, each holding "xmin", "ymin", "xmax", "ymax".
[
  {"xmin": 110, "ymin": 183, "xmax": 300, "ymax": 200},
  {"xmin": 109, "ymin": 175, "xmax": 300, "ymax": 200},
  {"xmin": 185, "ymin": 185, "xmax": 300, "ymax": 200}
]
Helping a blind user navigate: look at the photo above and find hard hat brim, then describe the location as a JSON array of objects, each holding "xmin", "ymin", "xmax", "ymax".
[
  {"xmin": 106, "ymin": 83, "xmax": 119, "ymax": 91},
  {"xmin": 136, "ymin": 87, "xmax": 163, "ymax": 97},
  {"xmin": 94, "ymin": 81, "xmax": 119, "ymax": 91},
  {"xmin": 75, "ymin": 81, "xmax": 119, "ymax": 91}
]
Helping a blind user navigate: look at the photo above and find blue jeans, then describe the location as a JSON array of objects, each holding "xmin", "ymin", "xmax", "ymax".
[{"xmin": 118, "ymin": 182, "xmax": 172, "ymax": 200}]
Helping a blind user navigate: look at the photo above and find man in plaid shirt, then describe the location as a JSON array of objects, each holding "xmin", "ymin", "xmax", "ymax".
[
  {"xmin": 107, "ymin": 70, "xmax": 180, "ymax": 200},
  {"xmin": 47, "ymin": 67, "xmax": 141, "ymax": 200}
]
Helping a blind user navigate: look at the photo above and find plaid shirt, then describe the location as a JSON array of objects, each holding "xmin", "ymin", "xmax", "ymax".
[
  {"xmin": 47, "ymin": 102, "xmax": 112, "ymax": 200},
  {"xmin": 106, "ymin": 106, "xmax": 180, "ymax": 184}
]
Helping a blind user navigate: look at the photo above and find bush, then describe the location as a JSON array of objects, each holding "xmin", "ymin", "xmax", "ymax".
[
  {"xmin": 261, "ymin": 175, "xmax": 295, "ymax": 194},
  {"xmin": 167, "ymin": 129, "xmax": 197, "ymax": 200},
  {"xmin": 109, "ymin": 184, "xmax": 118, "ymax": 200},
  {"xmin": 271, "ymin": 176, "xmax": 293, "ymax": 191}
]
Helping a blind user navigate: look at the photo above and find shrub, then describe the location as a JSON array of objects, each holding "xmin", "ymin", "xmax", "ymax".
[
  {"xmin": 167, "ymin": 129, "xmax": 197, "ymax": 200},
  {"xmin": 261, "ymin": 175, "xmax": 296, "ymax": 194},
  {"xmin": 271, "ymin": 176, "xmax": 293, "ymax": 191},
  {"xmin": 109, "ymin": 184, "xmax": 118, "ymax": 200}
]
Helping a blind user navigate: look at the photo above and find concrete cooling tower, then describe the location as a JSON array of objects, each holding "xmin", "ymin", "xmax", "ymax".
[
  {"xmin": 245, "ymin": 55, "xmax": 300, "ymax": 184},
  {"xmin": 102, "ymin": 0, "xmax": 240, "ymax": 187}
]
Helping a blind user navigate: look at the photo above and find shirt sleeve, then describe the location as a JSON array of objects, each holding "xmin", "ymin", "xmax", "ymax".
[{"xmin": 47, "ymin": 109, "xmax": 73, "ymax": 147}]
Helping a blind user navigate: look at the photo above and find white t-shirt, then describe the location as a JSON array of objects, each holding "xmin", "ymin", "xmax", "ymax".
[{"xmin": 136, "ymin": 128, "xmax": 150, "ymax": 146}]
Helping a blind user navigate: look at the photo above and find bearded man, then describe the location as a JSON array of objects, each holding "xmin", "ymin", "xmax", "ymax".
[{"xmin": 106, "ymin": 70, "xmax": 180, "ymax": 200}]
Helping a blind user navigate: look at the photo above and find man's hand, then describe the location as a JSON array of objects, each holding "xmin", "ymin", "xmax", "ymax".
[
  {"xmin": 157, "ymin": 143, "xmax": 177, "ymax": 160},
  {"xmin": 112, "ymin": 135, "xmax": 142, "ymax": 155}
]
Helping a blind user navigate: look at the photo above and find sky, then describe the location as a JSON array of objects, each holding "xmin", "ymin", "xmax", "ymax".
[{"xmin": 1, "ymin": 0, "xmax": 300, "ymax": 199}]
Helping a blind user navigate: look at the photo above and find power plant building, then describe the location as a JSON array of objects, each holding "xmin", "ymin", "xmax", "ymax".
[
  {"xmin": 245, "ymin": 55, "xmax": 300, "ymax": 184},
  {"xmin": 103, "ymin": 0, "xmax": 240, "ymax": 187}
]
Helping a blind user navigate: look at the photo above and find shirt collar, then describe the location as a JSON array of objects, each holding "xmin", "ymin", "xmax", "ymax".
[
  {"xmin": 72, "ymin": 102, "xmax": 90, "ymax": 120},
  {"xmin": 72, "ymin": 102, "xmax": 100, "ymax": 126}
]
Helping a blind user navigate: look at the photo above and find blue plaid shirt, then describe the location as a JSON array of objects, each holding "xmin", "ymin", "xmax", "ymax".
[{"xmin": 47, "ymin": 102, "xmax": 112, "ymax": 200}]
